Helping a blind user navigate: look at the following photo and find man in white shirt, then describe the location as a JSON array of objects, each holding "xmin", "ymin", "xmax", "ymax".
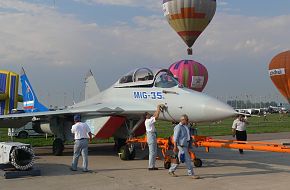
[
  {"xmin": 232, "ymin": 114, "xmax": 249, "ymax": 154},
  {"xmin": 71, "ymin": 114, "xmax": 93, "ymax": 172},
  {"xmin": 144, "ymin": 104, "xmax": 163, "ymax": 170}
]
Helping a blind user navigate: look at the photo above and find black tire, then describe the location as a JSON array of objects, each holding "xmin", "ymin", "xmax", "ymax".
[
  {"xmin": 129, "ymin": 148, "xmax": 136, "ymax": 160},
  {"xmin": 114, "ymin": 138, "xmax": 127, "ymax": 152},
  {"xmin": 193, "ymin": 158, "xmax": 202, "ymax": 167},
  {"xmin": 119, "ymin": 145, "xmax": 135, "ymax": 160},
  {"xmin": 17, "ymin": 131, "xmax": 28, "ymax": 139},
  {"xmin": 164, "ymin": 161, "xmax": 171, "ymax": 169},
  {"xmin": 119, "ymin": 146, "xmax": 130, "ymax": 160},
  {"xmin": 10, "ymin": 146, "xmax": 35, "ymax": 171},
  {"xmin": 53, "ymin": 138, "xmax": 64, "ymax": 156}
]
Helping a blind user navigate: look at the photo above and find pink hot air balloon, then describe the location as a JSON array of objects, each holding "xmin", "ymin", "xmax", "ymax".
[{"xmin": 169, "ymin": 60, "xmax": 208, "ymax": 92}]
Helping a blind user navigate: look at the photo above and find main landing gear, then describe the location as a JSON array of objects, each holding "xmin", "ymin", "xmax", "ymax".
[
  {"xmin": 52, "ymin": 138, "xmax": 64, "ymax": 156},
  {"xmin": 118, "ymin": 144, "xmax": 136, "ymax": 160},
  {"xmin": 114, "ymin": 138, "xmax": 136, "ymax": 160}
]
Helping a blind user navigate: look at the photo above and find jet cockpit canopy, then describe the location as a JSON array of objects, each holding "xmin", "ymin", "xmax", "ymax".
[{"xmin": 115, "ymin": 68, "xmax": 179, "ymax": 88}]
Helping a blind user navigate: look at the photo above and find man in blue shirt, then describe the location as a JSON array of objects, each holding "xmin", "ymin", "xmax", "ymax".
[{"xmin": 168, "ymin": 114, "xmax": 200, "ymax": 179}]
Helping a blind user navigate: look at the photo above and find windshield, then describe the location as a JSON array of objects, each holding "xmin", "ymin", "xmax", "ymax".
[
  {"xmin": 154, "ymin": 72, "xmax": 179, "ymax": 88},
  {"xmin": 133, "ymin": 68, "xmax": 154, "ymax": 82},
  {"xmin": 119, "ymin": 68, "xmax": 154, "ymax": 84}
]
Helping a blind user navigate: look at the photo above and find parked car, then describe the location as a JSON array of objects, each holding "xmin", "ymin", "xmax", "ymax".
[{"xmin": 8, "ymin": 123, "xmax": 45, "ymax": 139}]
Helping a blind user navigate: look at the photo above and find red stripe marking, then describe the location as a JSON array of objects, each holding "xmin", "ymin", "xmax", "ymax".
[
  {"xmin": 134, "ymin": 122, "xmax": 146, "ymax": 137},
  {"xmin": 95, "ymin": 116, "xmax": 126, "ymax": 139},
  {"xmin": 24, "ymin": 106, "xmax": 34, "ymax": 109},
  {"xmin": 171, "ymin": 8, "xmax": 206, "ymax": 19},
  {"xmin": 178, "ymin": 31, "xmax": 202, "ymax": 36}
]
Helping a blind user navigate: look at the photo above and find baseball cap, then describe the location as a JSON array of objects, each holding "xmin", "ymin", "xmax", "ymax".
[{"xmin": 74, "ymin": 114, "xmax": 81, "ymax": 122}]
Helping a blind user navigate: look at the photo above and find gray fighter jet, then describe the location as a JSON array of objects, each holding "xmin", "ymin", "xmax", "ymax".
[{"xmin": 0, "ymin": 68, "xmax": 236, "ymax": 156}]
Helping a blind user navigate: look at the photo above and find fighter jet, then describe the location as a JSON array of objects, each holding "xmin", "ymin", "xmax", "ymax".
[{"xmin": 0, "ymin": 67, "xmax": 236, "ymax": 156}]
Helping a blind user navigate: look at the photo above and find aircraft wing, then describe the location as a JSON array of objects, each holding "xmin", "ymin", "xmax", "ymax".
[{"xmin": 0, "ymin": 102, "xmax": 156, "ymax": 127}]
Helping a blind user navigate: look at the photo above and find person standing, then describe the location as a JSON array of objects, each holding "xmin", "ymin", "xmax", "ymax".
[
  {"xmin": 168, "ymin": 115, "xmax": 200, "ymax": 179},
  {"xmin": 263, "ymin": 111, "xmax": 268, "ymax": 121},
  {"xmin": 279, "ymin": 110, "xmax": 283, "ymax": 120},
  {"xmin": 232, "ymin": 114, "xmax": 249, "ymax": 154},
  {"xmin": 144, "ymin": 104, "xmax": 163, "ymax": 170},
  {"xmin": 71, "ymin": 114, "xmax": 93, "ymax": 172}
]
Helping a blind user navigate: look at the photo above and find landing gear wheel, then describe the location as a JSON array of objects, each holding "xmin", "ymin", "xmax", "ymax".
[
  {"xmin": 53, "ymin": 138, "xmax": 64, "ymax": 156},
  {"xmin": 18, "ymin": 131, "xmax": 28, "ymax": 139},
  {"xmin": 119, "ymin": 145, "xmax": 135, "ymax": 160},
  {"xmin": 193, "ymin": 158, "xmax": 202, "ymax": 167},
  {"xmin": 119, "ymin": 146, "xmax": 129, "ymax": 160},
  {"xmin": 10, "ymin": 146, "xmax": 35, "ymax": 171},
  {"xmin": 114, "ymin": 138, "xmax": 127, "ymax": 152},
  {"xmin": 129, "ymin": 146, "xmax": 136, "ymax": 160},
  {"xmin": 164, "ymin": 161, "xmax": 171, "ymax": 169}
]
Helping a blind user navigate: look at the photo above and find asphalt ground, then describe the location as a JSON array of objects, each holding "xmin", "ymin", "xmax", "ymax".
[{"xmin": 1, "ymin": 132, "xmax": 290, "ymax": 190}]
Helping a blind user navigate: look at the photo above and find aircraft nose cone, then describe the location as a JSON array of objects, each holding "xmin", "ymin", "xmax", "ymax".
[{"xmin": 203, "ymin": 97, "xmax": 236, "ymax": 121}]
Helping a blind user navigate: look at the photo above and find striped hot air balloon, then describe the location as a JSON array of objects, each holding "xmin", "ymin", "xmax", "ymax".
[
  {"xmin": 163, "ymin": 0, "xmax": 216, "ymax": 55},
  {"xmin": 169, "ymin": 60, "xmax": 208, "ymax": 92},
  {"xmin": 0, "ymin": 71, "xmax": 22, "ymax": 115},
  {"xmin": 269, "ymin": 51, "xmax": 290, "ymax": 103}
]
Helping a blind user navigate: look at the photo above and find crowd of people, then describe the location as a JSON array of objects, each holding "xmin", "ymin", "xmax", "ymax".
[{"xmin": 69, "ymin": 105, "xmax": 250, "ymax": 180}]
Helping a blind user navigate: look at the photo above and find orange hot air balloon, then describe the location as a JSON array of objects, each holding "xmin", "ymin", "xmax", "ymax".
[{"xmin": 268, "ymin": 51, "xmax": 290, "ymax": 103}]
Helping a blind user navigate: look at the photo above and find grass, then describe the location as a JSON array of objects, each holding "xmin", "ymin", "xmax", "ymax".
[
  {"xmin": 0, "ymin": 114, "xmax": 289, "ymax": 147},
  {"xmin": 0, "ymin": 131, "xmax": 114, "ymax": 147},
  {"xmin": 0, "ymin": 134, "xmax": 55, "ymax": 147},
  {"xmin": 155, "ymin": 113, "xmax": 290, "ymax": 137}
]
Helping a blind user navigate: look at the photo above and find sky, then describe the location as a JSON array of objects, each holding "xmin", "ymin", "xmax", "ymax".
[{"xmin": 0, "ymin": 0, "xmax": 290, "ymax": 107}]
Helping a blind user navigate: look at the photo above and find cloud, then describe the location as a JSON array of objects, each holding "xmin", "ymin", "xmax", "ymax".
[
  {"xmin": 73, "ymin": 0, "xmax": 162, "ymax": 11},
  {"xmin": 219, "ymin": 0, "xmax": 228, "ymax": 6},
  {"xmin": 0, "ymin": 1, "xmax": 181, "ymax": 69},
  {"xmin": 1, "ymin": 0, "xmax": 290, "ymax": 105},
  {"xmin": 192, "ymin": 14, "xmax": 290, "ymax": 61},
  {"xmin": 0, "ymin": 0, "xmax": 52, "ymax": 13},
  {"xmin": 74, "ymin": 0, "xmax": 139, "ymax": 6},
  {"xmin": 0, "ymin": 0, "xmax": 89, "ymax": 66},
  {"xmin": 69, "ymin": 0, "xmax": 290, "ymax": 64}
]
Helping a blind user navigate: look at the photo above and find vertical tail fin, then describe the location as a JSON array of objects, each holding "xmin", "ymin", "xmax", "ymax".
[
  {"xmin": 21, "ymin": 68, "xmax": 48, "ymax": 113},
  {"xmin": 84, "ymin": 69, "xmax": 100, "ymax": 100}
]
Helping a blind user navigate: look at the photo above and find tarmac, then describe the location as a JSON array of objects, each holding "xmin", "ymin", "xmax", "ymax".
[{"xmin": 1, "ymin": 132, "xmax": 290, "ymax": 190}]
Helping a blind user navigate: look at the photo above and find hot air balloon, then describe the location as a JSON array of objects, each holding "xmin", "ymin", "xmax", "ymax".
[
  {"xmin": 169, "ymin": 60, "xmax": 208, "ymax": 92},
  {"xmin": 0, "ymin": 70, "xmax": 22, "ymax": 115},
  {"xmin": 269, "ymin": 51, "xmax": 290, "ymax": 103},
  {"xmin": 163, "ymin": 0, "xmax": 216, "ymax": 55}
]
